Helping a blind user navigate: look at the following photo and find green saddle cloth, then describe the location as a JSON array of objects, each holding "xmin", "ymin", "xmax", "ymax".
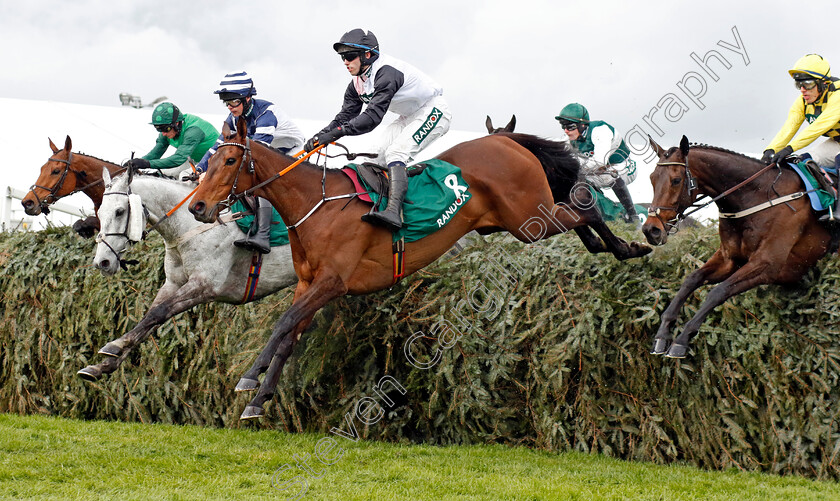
[
  {"xmin": 589, "ymin": 187, "xmax": 646, "ymax": 222},
  {"xmin": 347, "ymin": 159, "xmax": 471, "ymax": 243},
  {"xmin": 230, "ymin": 200, "xmax": 290, "ymax": 247}
]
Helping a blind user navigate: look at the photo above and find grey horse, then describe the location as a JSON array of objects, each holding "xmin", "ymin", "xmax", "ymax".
[{"xmin": 79, "ymin": 169, "xmax": 298, "ymax": 380}]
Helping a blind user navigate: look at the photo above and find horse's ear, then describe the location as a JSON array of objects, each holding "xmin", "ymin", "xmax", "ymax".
[
  {"xmin": 222, "ymin": 121, "xmax": 232, "ymax": 139},
  {"xmin": 679, "ymin": 135, "xmax": 690, "ymax": 157},
  {"xmin": 506, "ymin": 115, "xmax": 516, "ymax": 132},
  {"xmin": 236, "ymin": 116, "xmax": 248, "ymax": 141},
  {"xmin": 485, "ymin": 116, "xmax": 493, "ymax": 134},
  {"xmin": 64, "ymin": 135, "xmax": 72, "ymax": 153},
  {"xmin": 102, "ymin": 167, "xmax": 112, "ymax": 187},
  {"xmin": 49, "ymin": 138, "xmax": 59, "ymax": 153},
  {"xmin": 648, "ymin": 135, "xmax": 665, "ymax": 157}
]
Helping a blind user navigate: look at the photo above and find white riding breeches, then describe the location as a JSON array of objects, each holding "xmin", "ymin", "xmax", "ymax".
[{"xmin": 376, "ymin": 95, "xmax": 452, "ymax": 166}]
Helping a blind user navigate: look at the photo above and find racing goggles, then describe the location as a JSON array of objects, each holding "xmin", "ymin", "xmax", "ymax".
[
  {"xmin": 340, "ymin": 51, "xmax": 362, "ymax": 62},
  {"xmin": 154, "ymin": 124, "xmax": 174, "ymax": 133},
  {"xmin": 794, "ymin": 79, "xmax": 819, "ymax": 90}
]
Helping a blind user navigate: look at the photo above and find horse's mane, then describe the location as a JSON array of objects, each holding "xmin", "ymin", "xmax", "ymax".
[
  {"xmin": 75, "ymin": 151, "xmax": 120, "ymax": 165},
  {"xmin": 497, "ymin": 133, "xmax": 580, "ymax": 202},
  {"xmin": 689, "ymin": 143, "xmax": 763, "ymax": 165}
]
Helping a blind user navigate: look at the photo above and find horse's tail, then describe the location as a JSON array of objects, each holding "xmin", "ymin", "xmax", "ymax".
[{"xmin": 499, "ymin": 133, "xmax": 580, "ymax": 203}]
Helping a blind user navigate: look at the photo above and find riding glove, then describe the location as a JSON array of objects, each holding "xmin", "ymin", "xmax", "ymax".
[
  {"xmin": 303, "ymin": 127, "xmax": 345, "ymax": 152},
  {"xmin": 770, "ymin": 145, "xmax": 794, "ymax": 166},
  {"xmin": 126, "ymin": 158, "xmax": 151, "ymax": 170},
  {"xmin": 760, "ymin": 149, "xmax": 775, "ymax": 165},
  {"xmin": 179, "ymin": 168, "xmax": 198, "ymax": 182}
]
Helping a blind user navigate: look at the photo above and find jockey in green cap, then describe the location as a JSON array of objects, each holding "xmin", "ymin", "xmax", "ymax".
[{"xmin": 556, "ymin": 103, "xmax": 639, "ymax": 226}]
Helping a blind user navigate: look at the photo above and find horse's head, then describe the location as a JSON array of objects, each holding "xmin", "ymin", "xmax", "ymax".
[
  {"xmin": 642, "ymin": 135, "xmax": 696, "ymax": 245},
  {"xmin": 485, "ymin": 115, "xmax": 516, "ymax": 134},
  {"xmin": 190, "ymin": 117, "xmax": 255, "ymax": 223},
  {"xmin": 93, "ymin": 168, "xmax": 145, "ymax": 275},
  {"xmin": 22, "ymin": 136, "xmax": 82, "ymax": 215}
]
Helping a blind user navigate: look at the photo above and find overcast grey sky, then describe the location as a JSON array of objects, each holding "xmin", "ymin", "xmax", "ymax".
[{"xmin": 1, "ymin": 0, "xmax": 835, "ymax": 157}]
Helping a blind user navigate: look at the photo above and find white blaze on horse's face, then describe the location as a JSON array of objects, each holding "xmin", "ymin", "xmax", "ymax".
[{"xmin": 93, "ymin": 171, "xmax": 138, "ymax": 276}]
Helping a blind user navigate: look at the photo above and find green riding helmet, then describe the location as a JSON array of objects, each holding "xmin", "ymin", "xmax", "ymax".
[
  {"xmin": 150, "ymin": 102, "xmax": 183, "ymax": 126},
  {"xmin": 555, "ymin": 103, "xmax": 590, "ymax": 124}
]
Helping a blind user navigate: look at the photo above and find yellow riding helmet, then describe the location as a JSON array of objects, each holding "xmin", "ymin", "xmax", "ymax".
[{"xmin": 788, "ymin": 53, "xmax": 831, "ymax": 80}]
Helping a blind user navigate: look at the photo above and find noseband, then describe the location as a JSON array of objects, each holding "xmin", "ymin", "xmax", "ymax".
[
  {"xmin": 647, "ymin": 160, "xmax": 698, "ymax": 234},
  {"xmin": 95, "ymin": 187, "xmax": 145, "ymax": 270}
]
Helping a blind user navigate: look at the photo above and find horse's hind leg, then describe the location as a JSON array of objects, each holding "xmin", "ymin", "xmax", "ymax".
[{"xmin": 651, "ymin": 250, "xmax": 735, "ymax": 355}]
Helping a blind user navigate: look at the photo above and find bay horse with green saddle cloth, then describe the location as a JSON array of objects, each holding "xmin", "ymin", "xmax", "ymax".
[{"xmin": 188, "ymin": 116, "xmax": 652, "ymax": 421}]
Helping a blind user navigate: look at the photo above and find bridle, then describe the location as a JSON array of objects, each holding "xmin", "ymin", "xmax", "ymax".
[
  {"xmin": 29, "ymin": 151, "xmax": 119, "ymax": 214},
  {"xmin": 94, "ymin": 185, "xmax": 148, "ymax": 270},
  {"xmin": 647, "ymin": 159, "xmax": 699, "ymax": 235},
  {"xmin": 648, "ymin": 153, "xmax": 781, "ymax": 234},
  {"xmin": 212, "ymin": 139, "xmax": 365, "ymax": 229}
]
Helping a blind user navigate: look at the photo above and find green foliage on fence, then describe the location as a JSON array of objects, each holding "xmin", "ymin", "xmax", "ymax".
[{"xmin": 1, "ymin": 224, "xmax": 839, "ymax": 479}]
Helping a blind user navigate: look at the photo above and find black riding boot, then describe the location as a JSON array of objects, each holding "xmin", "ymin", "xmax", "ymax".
[
  {"xmin": 234, "ymin": 197, "xmax": 272, "ymax": 254},
  {"xmin": 819, "ymin": 155, "xmax": 840, "ymax": 223},
  {"xmin": 361, "ymin": 161, "xmax": 407, "ymax": 232},
  {"xmin": 612, "ymin": 178, "xmax": 639, "ymax": 226}
]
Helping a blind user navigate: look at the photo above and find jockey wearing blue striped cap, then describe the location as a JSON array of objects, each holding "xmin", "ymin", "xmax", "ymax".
[{"xmin": 197, "ymin": 70, "xmax": 305, "ymax": 254}]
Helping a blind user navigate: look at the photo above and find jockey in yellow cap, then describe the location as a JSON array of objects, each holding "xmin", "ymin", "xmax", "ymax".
[{"xmin": 762, "ymin": 54, "xmax": 840, "ymax": 221}]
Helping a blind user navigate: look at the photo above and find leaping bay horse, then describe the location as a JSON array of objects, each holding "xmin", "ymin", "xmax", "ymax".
[
  {"xmin": 188, "ymin": 116, "xmax": 652, "ymax": 420},
  {"xmin": 643, "ymin": 135, "xmax": 839, "ymax": 358},
  {"xmin": 22, "ymin": 136, "xmax": 125, "ymax": 237}
]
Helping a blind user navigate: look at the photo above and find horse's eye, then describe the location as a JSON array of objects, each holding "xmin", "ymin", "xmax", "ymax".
[
  {"xmin": 115, "ymin": 208, "xmax": 125, "ymax": 217},
  {"xmin": 225, "ymin": 157, "xmax": 237, "ymax": 166},
  {"xmin": 51, "ymin": 169, "xmax": 61, "ymax": 175},
  {"xmin": 671, "ymin": 178, "xmax": 682, "ymax": 186}
]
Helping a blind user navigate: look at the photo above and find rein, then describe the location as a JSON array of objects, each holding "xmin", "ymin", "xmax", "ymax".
[
  {"xmin": 649, "ymin": 158, "xmax": 780, "ymax": 232},
  {"xmin": 218, "ymin": 142, "xmax": 367, "ymax": 229}
]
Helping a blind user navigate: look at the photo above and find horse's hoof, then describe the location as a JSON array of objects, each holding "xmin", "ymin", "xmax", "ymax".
[
  {"xmin": 240, "ymin": 405, "xmax": 265, "ymax": 420},
  {"xmin": 98, "ymin": 342, "xmax": 122, "ymax": 357},
  {"xmin": 665, "ymin": 343, "xmax": 689, "ymax": 359},
  {"xmin": 650, "ymin": 338, "xmax": 670, "ymax": 355},
  {"xmin": 235, "ymin": 378, "xmax": 260, "ymax": 392},
  {"xmin": 77, "ymin": 365, "xmax": 102, "ymax": 382}
]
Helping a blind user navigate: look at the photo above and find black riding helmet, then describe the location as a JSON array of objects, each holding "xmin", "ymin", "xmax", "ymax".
[{"xmin": 333, "ymin": 29, "xmax": 380, "ymax": 67}]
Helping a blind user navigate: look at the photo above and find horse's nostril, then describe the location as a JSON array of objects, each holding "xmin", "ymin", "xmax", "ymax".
[
  {"xmin": 21, "ymin": 199, "xmax": 33, "ymax": 209},
  {"xmin": 98, "ymin": 259, "xmax": 110, "ymax": 270},
  {"xmin": 192, "ymin": 201, "xmax": 205, "ymax": 214}
]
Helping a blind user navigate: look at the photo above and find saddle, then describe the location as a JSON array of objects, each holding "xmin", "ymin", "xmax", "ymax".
[
  {"xmin": 799, "ymin": 158, "xmax": 837, "ymax": 196},
  {"xmin": 353, "ymin": 162, "xmax": 429, "ymax": 199}
]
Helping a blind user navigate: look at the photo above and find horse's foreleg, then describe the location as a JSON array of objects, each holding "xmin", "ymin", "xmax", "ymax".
[
  {"xmin": 651, "ymin": 251, "xmax": 735, "ymax": 355},
  {"xmin": 585, "ymin": 218, "xmax": 652, "ymax": 261},
  {"xmin": 236, "ymin": 274, "xmax": 346, "ymax": 393},
  {"xmin": 240, "ymin": 313, "xmax": 316, "ymax": 420},
  {"xmin": 573, "ymin": 227, "xmax": 609, "ymax": 253},
  {"xmin": 666, "ymin": 260, "xmax": 772, "ymax": 359},
  {"xmin": 78, "ymin": 279, "xmax": 215, "ymax": 381}
]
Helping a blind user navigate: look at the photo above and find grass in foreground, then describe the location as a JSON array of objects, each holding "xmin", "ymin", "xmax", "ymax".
[{"xmin": 0, "ymin": 413, "xmax": 838, "ymax": 500}]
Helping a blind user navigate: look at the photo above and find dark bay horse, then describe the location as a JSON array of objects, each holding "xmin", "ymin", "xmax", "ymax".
[
  {"xmin": 643, "ymin": 135, "xmax": 838, "ymax": 358},
  {"xmin": 189, "ymin": 117, "xmax": 651, "ymax": 420},
  {"xmin": 22, "ymin": 136, "xmax": 124, "ymax": 237},
  {"xmin": 485, "ymin": 115, "xmax": 516, "ymax": 134}
]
